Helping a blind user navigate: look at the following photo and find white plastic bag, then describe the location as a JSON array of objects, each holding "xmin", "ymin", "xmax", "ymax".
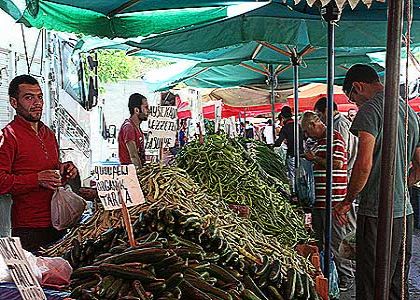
[
  {"xmin": 51, "ymin": 185, "xmax": 86, "ymax": 231},
  {"xmin": 339, "ymin": 231, "xmax": 356, "ymax": 260},
  {"xmin": 0, "ymin": 250, "xmax": 42, "ymax": 283}
]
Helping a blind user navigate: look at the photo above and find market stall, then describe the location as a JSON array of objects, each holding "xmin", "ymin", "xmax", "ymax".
[{"xmin": 40, "ymin": 139, "xmax": 322, "ymax": 300}]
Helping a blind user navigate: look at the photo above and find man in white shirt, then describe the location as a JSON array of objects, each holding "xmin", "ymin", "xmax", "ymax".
[{"xmin": 263, "ymin": 119, "xmax": 274, "ymax": 145}]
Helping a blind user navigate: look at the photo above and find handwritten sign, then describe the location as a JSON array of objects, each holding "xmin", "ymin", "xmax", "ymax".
[
  {"xmin": 93, "ymin": 164, "xmax": 145, "ymax": 210},
  {"xmin": 0, "ymin": 238, "xmax": 46, "ymax": 300},
  {"xmin": 146, "ymin": 106, "xmax": 177, "ymax": 149}
]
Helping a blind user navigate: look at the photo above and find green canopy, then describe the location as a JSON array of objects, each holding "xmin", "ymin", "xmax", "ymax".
[
  {"xmin": 0, "ymin": 1, "xmax": 263, "ymax": 38},
  {"xmin": 149, "ymin": 53, "xmax": 383, "ymax": 91},
  {"xmin": 133, "ymin": 0, "xmax": 420, "ymax": 52}
]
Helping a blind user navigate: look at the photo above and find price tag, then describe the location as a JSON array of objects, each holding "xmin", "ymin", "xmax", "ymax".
[
  {"xmin": 94, "ymin": 164, "xmax": 145, "ymax": 210},
  {"xmin": 0, "ymin": 237, "xmax": 46, "ymax": 300}
]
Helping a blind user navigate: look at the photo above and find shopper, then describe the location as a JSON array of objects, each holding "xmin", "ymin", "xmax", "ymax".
[
  {"xmin": 118, "ymin": 93, "xmax": 149, "ymax": 169},
  {"xmin": 178, "ymin": 120, "xmax": 188, "ymax": 147},
  {"xmin": 262, "ymin": 119, "xmax": 274, "ymax": 145},
  {"xmin": 0, "ymin": 75, "xmax": 78, "ymax": 252},
  {"xmin": 301, "ymin": 111, "xmax": 354, "ymax": 290},
  {"xmin": 334, "ymin": 64, "xmax": 420, "ymax": 299},
  {"xmin": 314, "ymin": 97, "xmax": 358, "ymax": 176},
  {"xmin": 274, "ymin": 106, "xmax": 304, "ymax": 194},
  {"xmin": 245, "ymin": 121, "xmax": 254, "ymax": 139}
]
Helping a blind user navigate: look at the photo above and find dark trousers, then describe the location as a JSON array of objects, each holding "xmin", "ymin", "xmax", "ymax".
[
  {"xmin": 12, "ymin": 227, "xmax": 65, "ymax": 253},
  {"xmin": 312, "ymin": 207, "xmax": 356, "ymax": 282},
  {"xmin": 356, "ymin": 215, "xmax": 413, "ymax": 300}
]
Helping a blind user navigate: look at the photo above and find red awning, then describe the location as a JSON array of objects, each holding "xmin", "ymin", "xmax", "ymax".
[
  {"xmin": 409, "ymin": 97, "xmax": 420, "ymax": 112},
  {"xmin": 203, "ymin": 103, "xmax": 285, "ymax": 119}
]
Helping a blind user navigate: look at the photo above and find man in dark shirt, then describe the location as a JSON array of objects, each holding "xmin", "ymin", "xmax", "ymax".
[
  {"xmin": 0, "ymin": 75, "xmax": 78, "ymax": 252},
  {"xmin": 274, "ymin": 106, "xmax": 304, "ymax": 193}
]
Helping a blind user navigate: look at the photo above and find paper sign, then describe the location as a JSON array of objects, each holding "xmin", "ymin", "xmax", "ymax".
[
  {"xmin": 146, "ymin": 106, "xmax": 177, "ymax": 149},
  {"xmin": 0, "ymin": 238, "xmax": 46, "ymax": 300},
  {"xmin": 93, "ymin": 164, "xmax": 145, "ymax": 210}
]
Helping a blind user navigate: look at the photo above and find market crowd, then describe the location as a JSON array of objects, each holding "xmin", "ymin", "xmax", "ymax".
[{"xmin": 0, "ymin": 65, "xmax": 419, "ymax": 299}]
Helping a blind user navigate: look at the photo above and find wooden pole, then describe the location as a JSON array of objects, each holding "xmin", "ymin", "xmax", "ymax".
[
  {"xmin": 375, "ymin": 0, "xmax": 404, "ymax": 297},
  {"xmin": 117, "ymin": 186, "xmax": 137, "ymax": 247}
]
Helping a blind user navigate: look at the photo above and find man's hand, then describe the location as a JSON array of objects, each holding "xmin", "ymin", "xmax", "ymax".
[
  {"xmin": 60, "ymin": 161, "xmax": 78, "ymax": 181},
  {"xmin": 38, "ymin": 170, "xmax": 62, "ymax": 190},
  {"xmin": 304, "ymin": 151, "xmax": 316, "ymax": 161},
  {"xmin": 333, "ymin": 201, "xmax": 352, "ymax": 226}
]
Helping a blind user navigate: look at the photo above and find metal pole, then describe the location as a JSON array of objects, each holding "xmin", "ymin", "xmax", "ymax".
[
  {"xmin": 321, "ymin": 2, "xmax": 340, "ymax": 286},
  {"xmin": 324, "ymin": 18, "xmax": 335, "ymax": 284},
  {"xmin": 292, "ymin": 61, "xmax": 300, "ymax": 184},
  {"xmin": 269, "ymin": 65, "xmax": 277, "ymax": 142},
  {"xmin": 375, "ymin": 0, "xmax": 403, "ymax": 297}
]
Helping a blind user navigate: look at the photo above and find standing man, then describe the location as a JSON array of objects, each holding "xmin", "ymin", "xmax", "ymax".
[
  {"xmin": 0, "ymin": 129, "xmax": 12, "ymax": 238},
  {"xmin": 314, "ymin": 97, "xmax": 358, "ymax": 176},
  {"xmin": 118, "ymin": 93, "xmax": 149, "ymax": 169},
  {"xmin": 314, "ymin": 97, "xmax": 358, "ymax": 290},
  {"xmin": 245, "ymin": 121, "xmax": 254, "ymax": 139},
  {"xmin": 274, "ymin": 106, "xmax": 304, "ymax": 194},
  {"xmin": 178, "ymin": 120, "xmax": 188, "ymax": 148},
  {"xmin": 334, "ymin": 64, "xmax": 420, "ymax": 299},
  {"xmin": 301, "ymin": 111, "xmax": 353, "ymax": 291},
  {"xmin": 0, "ymin": 75, "xmax": 78, "ymax": 252},
  {"xmin": 262, "ymin": 119, "xmax": 274, "ymax": 145}
]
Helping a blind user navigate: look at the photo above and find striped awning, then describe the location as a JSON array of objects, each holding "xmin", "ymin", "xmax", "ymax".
[{"xmin": 294, "ymin": 0, "xmax": 385, "ymax": 9}]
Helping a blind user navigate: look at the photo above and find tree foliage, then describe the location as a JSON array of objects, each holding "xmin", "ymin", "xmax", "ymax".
[{"xmin": 97, "ymin": 50, "xmax": 171, "ymax": 84}]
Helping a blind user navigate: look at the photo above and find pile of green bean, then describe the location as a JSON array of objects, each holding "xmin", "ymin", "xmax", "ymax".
[
  {"xmin": 236, "ymin": 138, "xmax": 289, "ymax": 187},
  {"xmin": 176, "ymin": 135, "xmax": 308, "ymax": 246}
]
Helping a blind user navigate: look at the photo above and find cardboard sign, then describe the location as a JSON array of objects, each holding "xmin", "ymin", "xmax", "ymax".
[
  {"xmin": 0, "ymin": 238, "xmax": 46, "ymax": 300},
  {"xmin": 146, "ymin": 106, "xmax": 177, "ymax": 149},
  {"xmin": 94, "ymin": 164, "xmax": 145, "ymax": 210}
]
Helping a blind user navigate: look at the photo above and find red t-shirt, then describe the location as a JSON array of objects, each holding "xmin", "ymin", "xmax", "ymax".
[
  {"xmin": 313, "ymin": 131, "xmax": 348, "ymax": 208},
  {"xmin": 0, "ymin": 116, "xmax": 60, "ymax": 228},
  {"xmin": 118, "ymin": 119, "xmax": 145, "ymax": 165}
]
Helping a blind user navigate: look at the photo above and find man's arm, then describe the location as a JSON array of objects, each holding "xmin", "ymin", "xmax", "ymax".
[
  {"xmin": 408, "ymin": 147, "xmax": 420, "ymax": 186},
  {"xmin": 343, "ymin": 131, "xmax": 375, "ymax": 203},
  {"xmin": 0, "ymin": 130, "xmax": 61, "ymax": 194},
  {"xmin": 274, "ymin": 127, "xmax": 286, "ymax": 147},
  {"xmin": 126, "ymin": 141, "xmax": 142, "ymax": 169}
]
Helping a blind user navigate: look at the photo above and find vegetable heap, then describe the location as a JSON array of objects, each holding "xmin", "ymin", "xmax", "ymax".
[
  {"xmin": 176, "ymin": 135, "xmax": 307, "ymax": 245},
  {"xmin": 69, "ymin": 207, "xmax": 319, "ymax": 300}
]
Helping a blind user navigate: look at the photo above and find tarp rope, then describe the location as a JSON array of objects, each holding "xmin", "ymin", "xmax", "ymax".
[
  {"xmin": 20, "ymin": 24, "xmax": 31, "ymax": 74},
  {"xmin": 402, "ymin": 0, "xmax": 413, "ymax": 298}
]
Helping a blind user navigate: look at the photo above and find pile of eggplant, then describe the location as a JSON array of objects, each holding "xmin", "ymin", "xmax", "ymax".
[{"xmin": 68, "ymin": 207, "xmax": 319, "ymax": 300}]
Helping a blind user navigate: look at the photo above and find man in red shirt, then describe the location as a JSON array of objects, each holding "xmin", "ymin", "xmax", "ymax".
[
  {"xmin": 118, "ymin": 93, "xmax": 149, "ymax": 168},
  {"xmin": 301, "ymin": 111, "xmax": 355, "ymax": 290},
  {"xmin": 0, "ymin": 75, "xmax": 78, "ymax": 252}
]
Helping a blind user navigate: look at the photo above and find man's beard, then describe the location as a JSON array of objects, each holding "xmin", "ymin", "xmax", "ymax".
[
  {"xmin": 139, "ymin": 113, "xmax": 148, "ymax": 122},
  {"xmin": 18, "ymin": 111, "xmax": 42, "ymax": 122}
]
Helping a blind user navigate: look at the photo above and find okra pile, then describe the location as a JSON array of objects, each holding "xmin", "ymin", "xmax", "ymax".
[
  {"xmin": 176, "ymin": 135, "xmax": 307, "ymax": 245},
  {"xmin": 69, "ymin": 207, "xmax": 319, "ymax": 300}
]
